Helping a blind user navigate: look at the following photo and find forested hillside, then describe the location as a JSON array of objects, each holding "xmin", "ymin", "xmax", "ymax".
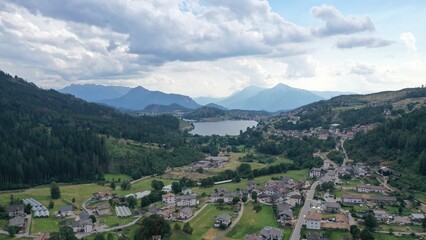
[
  {"xmin": 0, "ymin": 71, "xmax": 193, "ymax": 189},
  {"xmin": 274, "ymin": 87, "xmax": 426, "ymax": 130},
  {"xmin": 345, "ymin": 108, "xmax": 426, "ymax": 190}
]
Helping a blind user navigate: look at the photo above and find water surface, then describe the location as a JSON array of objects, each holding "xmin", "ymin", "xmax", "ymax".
[{"xmin": 189, "ymin": 120, "xmax": 258, "ymax": 136}]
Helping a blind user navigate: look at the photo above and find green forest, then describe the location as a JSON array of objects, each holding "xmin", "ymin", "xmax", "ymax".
[
  {"xmin": 345, "ymin": 108, "xmax": 426, "ymax": 190},
  {"xmin": 0, "ymin": 71, "xmax": 196, "ymax": 189}
]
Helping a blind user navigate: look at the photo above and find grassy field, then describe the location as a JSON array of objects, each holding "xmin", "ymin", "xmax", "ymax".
[
  {"xmin": 0, "ymin": 183, "xmax": 110, "ymax": 209},
  {"xmin": 374, "ymin": 232, "xmax": 417, "ymax": 240},
  {"xmin": 226, "ymin": 202, "xmax": 280, "ymax": 239},
  {"xmin": 192, "ymin": 169, "xmax": 309, "ymax": 195},
  {"xmin": 104, "ymin": 173, "xmax": 133, "ymax": 182},
  {"xmin": 302, "ymin": 229, "xmax": 351, "ymax": 240},
  {"xmin": 171, "ymin": 204, "xmax": 236, "ymax": 240},
  {"xmin": 112, "ymin": 177, "xmax": 174, "ymax": 196}
]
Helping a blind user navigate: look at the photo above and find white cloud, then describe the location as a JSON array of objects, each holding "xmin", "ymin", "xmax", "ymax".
[
  {"xmin": 9, "ymin": 0, "xmax": 312, "ymax": 64},
  {"xmin": 284, "ymin": 55, "xmax": 318, "ymax": 79},
  {"xmin": 311, "ymin": 5, "xmax": 375, "ymax": 36},
  {"xmin": 400, "ymin": 32, "xmax": 417, "ymax": 53}
]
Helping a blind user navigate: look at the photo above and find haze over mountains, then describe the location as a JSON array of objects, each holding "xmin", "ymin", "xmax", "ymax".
[{"xmin": 59, "ymin": 83, "xmax": 352, "ymax": 112}]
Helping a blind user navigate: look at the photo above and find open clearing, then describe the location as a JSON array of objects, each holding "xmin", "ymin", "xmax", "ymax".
[
  {"xmin": 170, "ymin": 204, "xmax": 235, "ymax": 240},
  {"xmin": 226, "ymin": 202, "xmax": 280, "ymax": 239}
]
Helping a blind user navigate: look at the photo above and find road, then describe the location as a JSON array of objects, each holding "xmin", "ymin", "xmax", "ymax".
[
  {"xmin": 290, "ymin": 180, "xmax": 319, "ymax": 240},
  {"xmin": 182, "ymin": 203, "xmax": 210, "ymax": 223},
  {"xmin": 76, "ymin": 215, "xmax": 143, "ymax": 239},
  {"xmin": 214, "ymin": 201, "xmax": 245, "ymax": 240},
  {"xmin": 340, "ymin": 140, "xmax": 349, "ymax": 166}
]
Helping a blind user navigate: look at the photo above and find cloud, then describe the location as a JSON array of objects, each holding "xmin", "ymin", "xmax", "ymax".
[
  {"xmin": 400, "ymin": 32, "xmax": 417, "ymax": 52},
  {"xmin": 336, "ymin": 36, "xmax": 395, "ymax": 49},
  {"xmin": 311, "ymin": 5, "xmax": 375, "ymax": 36},
  {"xmin": 9, "ymin": 0, "xmax": 311, "ymax": 65},
  {"xmin": 284, "ymin": 55, "xmax": 318, "ymax": 79},
  {"xmin": 350, "ymin": 62, "xmax": 375, "ymax": 75}
]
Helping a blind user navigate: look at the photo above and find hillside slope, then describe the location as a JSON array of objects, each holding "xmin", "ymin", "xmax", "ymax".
[{"xmin": 0, "ymin": 71, "xmax": 191, "ymax": 189}]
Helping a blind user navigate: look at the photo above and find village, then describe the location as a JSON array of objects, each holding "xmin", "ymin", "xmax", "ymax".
[{"xmin": 2, "ymin": 116, "xmax": 426, "ymax": 240}]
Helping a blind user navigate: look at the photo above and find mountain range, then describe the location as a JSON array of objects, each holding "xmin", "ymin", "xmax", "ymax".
[{"xmin": 59, "ymin": 83, "xmax": 352, "ymax": 112}]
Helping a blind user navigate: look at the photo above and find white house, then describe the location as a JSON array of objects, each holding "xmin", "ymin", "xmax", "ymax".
[
  {"xmin": 58, "ymin": 205, "xmax": 74, "ymax": 217},
  {"xmin": 162, "ymin": 193, "xmax": 176, "ymax": 204},
  {"xmin": 323, "ymin": 159, "xmax": 331, "ymax": 170},
  {"xmin": 342, "ymin": 194, "xmax": 365, "ymax": 204},
  {"xmin": 306, "ymin": 211, "xmax": 322, "ymax": 230},
  {"xmin": 356, "ymin": 185, "xmax": 385, "ymax": 193},
  {"xmin": 162, "ymin": 185, "xmax": 172, "ymax": 193},
  {"xmin": 176, "ymin": 194, "xmax": 197, "ymax": 207},
  {"xmin": 181, "ymin": 187, "xmax": 192, "ymax": 195},
  {"xmin": 309, "ymin": 168, "xmax": 324, "ymax": 178},
  {"xmin": 70, "ymin": 219, "xmax": 93, "ymax": 233}
]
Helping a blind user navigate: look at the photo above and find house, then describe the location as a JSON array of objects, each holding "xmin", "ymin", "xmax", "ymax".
[
  {"xmin": 162, "ymin": 184, "xmax": 172, "ymax": 193},
  {"xmin": 96, "ymin": 204, "xmax": 111, "ymax": 216},
  {"xmin": 210, "ymin": 189, "xmax": 239, "ymax": 203},
  {"xmin": 306, "ymin": 211, "xmax": 322, "ymax": 230},
  {"xmin": 8, "ymin": 216, "xmax": 26, "ymax": 233},
  {"xmin": 181, "ymin": 187, "xmax": 192, "ymax": 195},
  {"xmin": 214, "ymin": 213, "xmax": 232, "ymax": 228},
  {"xmin": 78, "ymin": 211, "xmax": 90, "ymax": 221},
  {"xmin": 179, "ymin": 207, "xmax": 193, "ymax": 220},
  {"xmin": 158, "ymin": 208, "xmax": 174, "ymax": 220},
  {"xmin": 259, "ymin": 226, "xmax": 283, "ymax": 240},
  {"xmin": 323, "ymin": 159, "xmax": 331, "ymax": 170},
  {"xmin": 94, "ymin": 191, "xmax": 112, "ymax": 201},
  {"xmin": 309, "ymin": 168, "xmax": 324, "ymax": 178},
  {"xmin": 410, "ymin": 213, "xmax": 425, "ymax": 222},
  {"xmin": 276, "ymin": 203, "xmax": 293, "ymax": 221},
  {"xmin": 162, "ymin": 193, "xmax": 176, "ymax": 204},
  {"xmin": 342, "ymin": 194, "xmax": 365, "ymax": 204},
  {"xmin": 248, "ymin": 181, "xmax": 257, "ymax": 190},
  {"xmin": 69, "ymin": 219, "xmax": 93, "ymax": 233},
  {"xmin": 324, "ymin": 202, "xmax": 340, "ymax": 213},
  {"xmin": 373, "ymin": 210, "xmax": 390, "ymax": 223},
  {"xmin": 321, "ymin": 214, "xmax": 349, "ymax": 230},
  {"xmin": 176, "ymin": 194, "xmax": 197, "ymax": 207},
  {"xmin": 286, "ymin": 193, "xmax": 302, "ymax": 207},
  {"xmin": 356, "ymin": 185, "xmax": 385, "ymax": 193},
  {"xmin": 8, "ymin": 204, "xmax": 25, "ymax": 218},
  {"xmin": 368, "ymin": 196, "xmax": 397, "ymax": 204},
  {"xmin": 58, "ymin": 205, "xmax": 74, "ymax": 217}
]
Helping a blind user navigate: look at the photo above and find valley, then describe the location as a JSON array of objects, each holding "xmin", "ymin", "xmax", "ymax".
[{"xmin": 0, "ymin": 71, "xmax": 425, "ymax": 240}]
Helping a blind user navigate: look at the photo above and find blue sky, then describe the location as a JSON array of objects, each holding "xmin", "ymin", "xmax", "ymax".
[{"xmin": 0, "ymin": 0, "xmax": 424, "ymax": 97}]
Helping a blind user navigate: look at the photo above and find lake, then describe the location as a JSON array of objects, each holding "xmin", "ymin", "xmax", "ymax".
[{"xmin": 189, "ymin": 120, "xmax": 258, "ymax": 136}]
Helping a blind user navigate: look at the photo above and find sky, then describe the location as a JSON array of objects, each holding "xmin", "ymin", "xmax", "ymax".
[{"xmin": 0, "ymin": 0, "xmax": 425, "ymax": 98}]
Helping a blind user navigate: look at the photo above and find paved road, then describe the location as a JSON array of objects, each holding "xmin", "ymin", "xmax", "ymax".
[
  {"xmin": 214, "ymin": 202, "xmax": 245, "ymax": 240},
  {"xmin": 290, "ymin": 180, "xmax": 319, "ymax": 240},
  {"xmin": 340, "ymin": 140, "xmax": 349, "ymax": 166}
]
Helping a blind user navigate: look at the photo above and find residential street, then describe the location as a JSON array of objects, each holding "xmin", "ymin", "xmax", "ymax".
[{"xmin": 290, "ymin": 180, "xmax": 319, "ymax": 240}]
